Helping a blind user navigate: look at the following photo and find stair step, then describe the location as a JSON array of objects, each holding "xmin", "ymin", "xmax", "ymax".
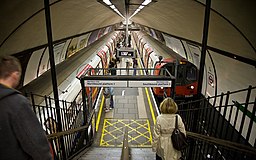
[
  {"xmin": 130, "ymin": 148, "xmax": 155, "ymax": 160},
  {"xmin": 78, "ymin": 147, "xmax": 155, "ymax": 160},
  {"xmin": 79, "ymin": 147, "xmax": 122, "ymax": 160}
]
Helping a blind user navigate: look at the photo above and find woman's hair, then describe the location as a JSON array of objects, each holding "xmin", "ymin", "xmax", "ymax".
[
  {"xmin": 160, "ymin": 97, "xmax": 178, "ymax": 114},
  {"xmin": 0, "ymin": 56, "xmax": 21, "ymax": 79}
]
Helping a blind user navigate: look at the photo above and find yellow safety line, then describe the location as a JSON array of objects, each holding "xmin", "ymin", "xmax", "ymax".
[
  {"xmin": 147, "ymin": 119, "xmax": 153, "ymax": 143},
  {"xmin": 136, "ymin": 59, "xmax": 156, "ymax": 124},
  {"xmin": 96, "ymin": 95, "xmax": 105, "ymax": 131},
  {"xmin": 135, "ymin": 49, "xmax": 156, "ymax": 124},
  {"xmin": 100, "ymin": 119, "xmax": 107, "ymax": 146},
  {"xmin": 145, "ymin": 88, "xmax": 156, "ymax": 124}
]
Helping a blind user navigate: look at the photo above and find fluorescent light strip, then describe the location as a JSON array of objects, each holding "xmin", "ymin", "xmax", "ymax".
[
  {"xmin": 129, "ymin": 0, "xmax": 152, "ymax": 19},
  {"xmin": 103, "ymin": 0, "xmax": 125, "ymax": 19},
  {"xmin": 110, "ymin": 5, "xmax": 116, "ymax": 9},
  {"xmin": 103, "ymin": 0, "xmax": 112, "ymax": 5},
  {"xmin": 139, "ymin": 5, "xmax": 144, "ymax": 9},
  {"xmin": 142, "ymin": 0, "xmax": 152, "ymax": 5}
]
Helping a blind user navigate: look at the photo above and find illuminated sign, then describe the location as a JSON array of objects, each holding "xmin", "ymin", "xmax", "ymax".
[{"xmin": 117, "ymin": 47, "xmax": 135, "ymax": 58}]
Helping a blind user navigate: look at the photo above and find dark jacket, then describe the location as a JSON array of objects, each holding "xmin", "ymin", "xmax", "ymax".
[{"xmin": 0, "ymin": 84, "xmax": 52, "ymax": 160}]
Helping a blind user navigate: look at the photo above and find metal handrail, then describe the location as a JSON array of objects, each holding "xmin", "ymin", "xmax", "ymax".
[
  {"xmin": 187, "ymin": 132, "xmax": 256, "ymax": 156},
  {"xmin": 121, "ymin": 127, "xmax": 130, "ymax": 160}
]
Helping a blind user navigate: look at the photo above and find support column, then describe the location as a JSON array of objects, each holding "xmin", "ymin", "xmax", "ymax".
[
  {"xmin": 125, "ymin": 0, "xmax": 129, "ymax": 46},
  {"xmin": 80, "ymin": 79, "xmax": 89, "ymax": 143},
  {"xmin": 43, "ymin": 0, "xmax": 66, "ymax": 159},
  {"xmin": 189, "ymin": 0, "xmax": 211, "ymax": 159},
  {"xmin": 197, "ymin": 0, "xmax": 211, "ymax": 96}
]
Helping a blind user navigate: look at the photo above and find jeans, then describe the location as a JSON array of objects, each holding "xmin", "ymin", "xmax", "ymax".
[{"xmin": 110, "ymin": 95, "xmax": 114, "ymax": 108}]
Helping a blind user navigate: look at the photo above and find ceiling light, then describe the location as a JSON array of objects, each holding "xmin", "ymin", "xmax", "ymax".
[
  {"xmin": 103, "ymin": 0, "xmax": 112, "ymax": 5},
  {"xmin": 139, "ymin": 5, "xmax": 144, "ymax": 9},
  {"xmin": 142, "ymin": 0, "xmax": 152, "ymax": 6},
  {"xmin": 110, "ymin": 5, "xmax": 115, "ymax": 9}
]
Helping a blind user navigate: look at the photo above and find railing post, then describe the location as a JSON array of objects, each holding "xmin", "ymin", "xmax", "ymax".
[
  {"xmin": 246, "ymin": 97, "xmax": 256, "ymax": 142},
  {"xmin": 237, "ymin": 85, "xmax": 252, "ymax": 142},
  {"xmin": 80, "ymin": 78, "xmax": 89, "ymax": 144}
]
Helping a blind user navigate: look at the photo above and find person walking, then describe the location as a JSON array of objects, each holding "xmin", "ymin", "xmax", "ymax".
[
  {"xmin": 152, "ymin": 97, "xmax": 186, "ymax": 160},
  {"xmin": 0, "ymin": 56, "xmax": 52, "ymax": 160}
]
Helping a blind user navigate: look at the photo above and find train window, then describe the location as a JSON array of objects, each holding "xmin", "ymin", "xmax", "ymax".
[
  {"xmin": 178, "ymin": 65, "xmax": 184, "ymax": 79},
  {"xmin": 160, "ymin": 64, "xmax": 174, "ymax": 76},
  {"xmin": 186, "ymin": 67, "xmax": 197, "ymax": 81}
]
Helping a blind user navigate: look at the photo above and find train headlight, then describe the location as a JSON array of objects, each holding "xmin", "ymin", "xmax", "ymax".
[
  {"xmin": 161, "ymin": 87, "xmax": 164, "ymax": 89},
  {"xmin": 190, "ymin": 85, "xmax": 194, "ymax": 89}
]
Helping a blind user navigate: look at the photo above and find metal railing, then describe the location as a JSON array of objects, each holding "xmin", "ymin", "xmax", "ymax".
[
  {"xmin": 178, "ymin": 85, "xmax": 256, "ymax": 160},
  {"xmin": 26, "ymin": 93, "xmax": 96, "ymax": 160}
]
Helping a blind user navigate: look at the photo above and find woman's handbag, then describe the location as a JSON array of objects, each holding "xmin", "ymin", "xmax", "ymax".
[{"xmin": 171, "ymin": 115, "xmax": 188, "ymax": 151}]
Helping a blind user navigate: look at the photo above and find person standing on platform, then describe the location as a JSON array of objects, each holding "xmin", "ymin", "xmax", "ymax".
[
  {"xmin": 103, "ymin": 87, "xmax": 114, "ymax": 112},
  {"xmin": 0, "ymin": 56, "xmax": 52, "ymax": 160},
  {"xmin": 132, "ymin": 58, "xmax": 138, "ymax": 76},
  {"xmin": 109, "ymin": 58, "xmax": 117, "ymax": 76},
  {"xmin": 115, "ymin": 43, "xmax": 121, "ymax": 63},
  {"xmin": 152, "ymin": 97, "xmax": 186, "ymax": 160}
]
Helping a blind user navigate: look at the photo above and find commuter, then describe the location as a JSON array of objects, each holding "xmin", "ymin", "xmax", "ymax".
[
  {"xmin": 0, "ymin": 56, "xmax": 52, "ymax": 160},
  {"xmin": 152, "ymin": 97, "xmax": 186, "ymax": 160},
  {"xmin": 132, "ymin": 58, "xmax": 138, "ymax": 76},
  {"xmin": 115, "ymin": 43, "xmax": 121, "ymax": 63},
  {"xmin": 126, "ymin": 59, "xmax": 130, "ymax": 74},
  {"xmin": 103, "ymin": 87, "xmax": 114, "ymax": 112},
  {"xmin": 109, "ymin": 58, "xmax": 117, "ymax": 75}
]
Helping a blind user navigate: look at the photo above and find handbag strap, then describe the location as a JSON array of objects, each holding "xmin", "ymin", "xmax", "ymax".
[{"xmin": 175, "ymin": 115, "xmax": 178, "ymax": 129}]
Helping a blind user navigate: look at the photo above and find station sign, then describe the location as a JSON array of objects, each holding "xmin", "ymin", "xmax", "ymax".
[
  {"xmin": 128, "ymin": 81, "xmax": 172, "ymax": 87},
  {"xmin": 84, "ymin": 80, "xmax": 127, "ymax": 87},
  {"xmin": 84, "ymin": 80, "xmax": 172, "ymax": 88},
  {"xmin": 117, "ymin": 47, "xmax": 135, "ymax": 58}
]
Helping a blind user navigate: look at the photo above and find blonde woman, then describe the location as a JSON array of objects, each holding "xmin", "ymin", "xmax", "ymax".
[{"xmin": 152, "ymin": 97, "xmax": 186, "ymax": 160}]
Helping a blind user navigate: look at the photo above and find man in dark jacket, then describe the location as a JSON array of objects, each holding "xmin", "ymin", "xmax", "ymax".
[{"xmin": 0, "ymin": 56, "xmax": 52, "ymax": 160}]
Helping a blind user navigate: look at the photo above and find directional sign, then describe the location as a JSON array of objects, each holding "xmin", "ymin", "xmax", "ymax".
[
  {"xmin": 84, "ymin": 80, "xmax": 172, "ymax": 88},
  {"xmin": 85, "ymin": 80, "xmax": 127, "ymax": 87},
  {"xmin": 129, "ymin": 80, "xmax": 172, "ymax": 87}
]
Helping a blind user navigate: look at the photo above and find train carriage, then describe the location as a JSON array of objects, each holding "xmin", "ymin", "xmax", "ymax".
[{"xmin": 134, "ymin": 31, "xmax": 198, "ymax": 98}]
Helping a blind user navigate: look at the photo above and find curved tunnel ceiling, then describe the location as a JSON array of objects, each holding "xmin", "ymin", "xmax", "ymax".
[{"xmin": 0, "ymin": 0, "xmax": 255, "ymax": 61}]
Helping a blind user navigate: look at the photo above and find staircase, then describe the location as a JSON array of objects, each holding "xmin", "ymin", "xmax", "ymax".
[{"xmin": 78, "ymin": 147, "xmax": 155, "ymax": 160}]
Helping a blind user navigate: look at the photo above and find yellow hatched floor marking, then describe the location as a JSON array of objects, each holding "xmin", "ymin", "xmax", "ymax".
[
  {"xmin": 147, "ymin": 119, "xmax": 153, "ymax": 144},
  {"xmin": 100, "ymin": 119, "xmax": 152, "ymax": 147}
]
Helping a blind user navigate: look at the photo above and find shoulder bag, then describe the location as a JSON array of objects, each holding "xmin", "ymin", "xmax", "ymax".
[{"xmin": 171, "ymin": 115, "xmax": 188, "ymax": 151}]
